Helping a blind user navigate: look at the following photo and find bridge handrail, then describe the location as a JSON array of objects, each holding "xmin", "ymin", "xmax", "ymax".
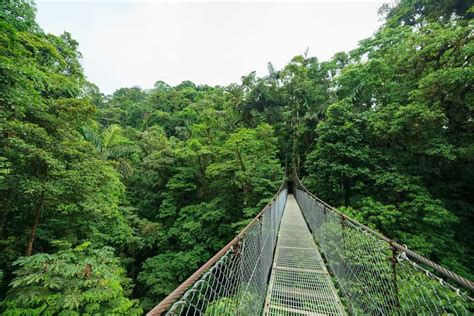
[
  {"xmin": 293, "ymin": 169, "xmax": 474, "ymax": 294},
  {"xmin": 147, "ymin": 174, "xmax": 288, "ymax": 315}
]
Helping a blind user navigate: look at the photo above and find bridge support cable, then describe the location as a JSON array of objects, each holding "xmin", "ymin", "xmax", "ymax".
[
  {"xmin": 293, "ymin": 171, "xmax": 474, "ymax": 315},
  {"xmin": 148, "ymin": 180, "xmax": 288, "ymax": 315},
  {"xmin": 264, "ymin": 194, "xmax": 345, "ymax": 315}
]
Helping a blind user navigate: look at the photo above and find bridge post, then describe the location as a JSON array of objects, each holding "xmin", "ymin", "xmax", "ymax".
[
  {"xmin": 339, "ymin": 214, "xmax": 346, "ymax": 248},
  {"xmin": 389, "ymin": 240, "xmax": 401, "ymax": 310}
]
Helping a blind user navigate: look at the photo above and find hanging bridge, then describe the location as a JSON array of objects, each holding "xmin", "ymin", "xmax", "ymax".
[{"xmin": 148, "ymin": 171, "xmax": 474, "ymax": 315}]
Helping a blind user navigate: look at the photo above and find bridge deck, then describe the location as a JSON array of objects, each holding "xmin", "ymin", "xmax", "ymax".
[{"xmin": 264, "ymin": 194, "xmax": 345, "ymax": 316}]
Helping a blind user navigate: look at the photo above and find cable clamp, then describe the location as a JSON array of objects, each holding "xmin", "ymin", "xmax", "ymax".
[{"xmin": 399, "ymin": 251, "xmax": 408, "ymax": 260}]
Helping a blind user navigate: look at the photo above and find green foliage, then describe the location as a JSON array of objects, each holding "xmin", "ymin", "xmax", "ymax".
[
  {"xmin": 82, "ymin": 124, "xmax": 136, "ymax": 177},
  {"xmin": 204, "ymin": 290, "xmax": 257, "ymax": 315},
  {"xmin": 89, "ymin": 43, "xmax": 283, "ymax": 308},
  {"xmin": 0, "ymin": 0, "xmax": 38, "ymax": 32},
  {"xmin": 0, "ymin": 0, "xmax": 135, "ymax": 309},
  {"xmin": 137, "ymin": 248, "xmax": 205, "ymax": 310},
  {"xmin": 1, "ymin": 245, "xmax": 142, "ymax": 315},
  {"xmin": 134, "ymin": 122, "xmax": 283, "ymax": 305},
  {"xmin": 204, "ymin": 297, "xmax": 238, "ymax": 315}
]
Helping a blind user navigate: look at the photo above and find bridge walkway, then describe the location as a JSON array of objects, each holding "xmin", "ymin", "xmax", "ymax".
[{"xmin": 264, "ymin": 194, "xmax": 345, "ymax": 316}]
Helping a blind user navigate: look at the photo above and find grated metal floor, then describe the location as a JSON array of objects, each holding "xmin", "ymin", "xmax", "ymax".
[{"xmin": 264, "ymin": 194, "xmax": 345, "ymax": 316}]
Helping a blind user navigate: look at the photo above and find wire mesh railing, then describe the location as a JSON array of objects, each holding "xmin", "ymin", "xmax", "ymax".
[
  {"xmin": 148, "ymin": 181, "xmax": 288, "ymax": 315},
  {"xmin": 294, "ymin": 172, "xmax": 474, "ymax": 315}
]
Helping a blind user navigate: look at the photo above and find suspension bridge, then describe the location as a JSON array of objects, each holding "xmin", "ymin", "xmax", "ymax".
[{"xmin": 148, "ymin": 171, "xmax": 474, "ymax": 315}]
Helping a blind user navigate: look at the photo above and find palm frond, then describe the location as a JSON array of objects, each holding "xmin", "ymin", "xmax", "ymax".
[
  {"xmin": 117, "ymin": 159, "xmax": 133, "ymax": 178},
  {"xmin": 107, "ymin": 145, "xmax": 136, "ymax": 159},
  {"xmin": 102, "ymin": 124, "xmax": 121, "ymax": 149},
  {"xmin": 81, "ymin": 126, "xmax": 103, "ymax": 152}
]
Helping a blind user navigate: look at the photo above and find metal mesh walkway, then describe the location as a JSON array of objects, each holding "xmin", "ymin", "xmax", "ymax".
[
  {"xmin": 150, "ymin": 174, "xmax": 473, "ymax": 315},
  {"xmin": 264, "ymin": 194, "xmax": 345, "ymax": 315}
]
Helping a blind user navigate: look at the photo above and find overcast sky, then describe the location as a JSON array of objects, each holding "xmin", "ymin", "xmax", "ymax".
[{"xmin": 36, "ymin": 0, "xmax": 386, "ymax": 94}]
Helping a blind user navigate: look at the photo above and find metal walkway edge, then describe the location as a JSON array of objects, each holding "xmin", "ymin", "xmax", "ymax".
[{"xmin": 264, "ymin": 194, "xmax": 345, "ymax": 316}]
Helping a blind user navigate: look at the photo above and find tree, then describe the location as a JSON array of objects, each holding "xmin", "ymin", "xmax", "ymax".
[
  {"xmin": 0, "ymin": 0, "xmax": 38, "ymax": 32},
  {"xmin": 82, "ymin": 124, "xmax": 136, "ymax": 177},
  {"xmin": 303, "ymin": 4, "xmax": 473, "ymax": 277},
  {"xmin": 0, "ymin": 1, "xmax": 134, "ymax": 300},
  {"xmin": 137, "ymin": 247, "xmax": 205, "ymax": 310},
  {"xmin": 1, "ymin": 245, "xmax": 142, "ymax": 315}
]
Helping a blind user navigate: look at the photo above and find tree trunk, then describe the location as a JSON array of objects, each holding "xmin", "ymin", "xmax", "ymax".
[
  {"xmin": 25, "ymin": 193, "xmax": 44, "ymax": 256},
  {"xmin": 235, "ymin": 142, "xmax": 253, "ymax": 204},
  {"xmin": 0, "ymin": 201, "xmax": 8, "ymax": 235}
]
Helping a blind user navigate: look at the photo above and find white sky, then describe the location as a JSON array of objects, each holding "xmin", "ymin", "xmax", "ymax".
[{"xmin": 36, "ymin": 0, "xmax": 386, "ymax": 94}]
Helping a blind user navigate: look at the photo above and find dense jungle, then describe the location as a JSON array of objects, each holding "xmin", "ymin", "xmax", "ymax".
[{"xmin": 0, "ymin": 0, "xmax": 472, "ymax": 313}]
